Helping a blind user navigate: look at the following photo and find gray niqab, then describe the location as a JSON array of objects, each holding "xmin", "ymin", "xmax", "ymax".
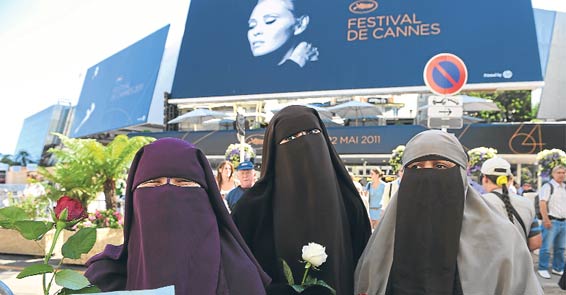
[{"xmin": 354, "ymin": 130, "xmax": 542, "ymax": 295}]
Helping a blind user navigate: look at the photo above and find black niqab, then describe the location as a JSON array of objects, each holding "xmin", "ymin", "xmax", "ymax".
[
  {"xmin": 232, "ymin": 106, "xmax": 371, "ymax": 295},
  {"xmin": 386, "ymin": 163, "xmax": 465, "ymax": 295}
]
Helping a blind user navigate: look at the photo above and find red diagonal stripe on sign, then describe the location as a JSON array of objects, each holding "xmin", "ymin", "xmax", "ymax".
[{"xmin": 434, "ymin": 63, "xmax": 459, "ymax": 87}]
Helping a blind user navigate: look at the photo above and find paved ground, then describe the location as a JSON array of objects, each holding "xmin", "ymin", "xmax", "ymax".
[
  {"xmin": 0, "ymin": 253, "xmax": 565, "ymax": 294},
  {"xmin": 0, "ymin": 254, "xmax": 85, "ymax": 295}
]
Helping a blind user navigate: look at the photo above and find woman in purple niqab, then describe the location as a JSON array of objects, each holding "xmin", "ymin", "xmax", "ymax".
[{"xmin": 85, "ymin": 138, "xmax": 270, "ymax": 294}]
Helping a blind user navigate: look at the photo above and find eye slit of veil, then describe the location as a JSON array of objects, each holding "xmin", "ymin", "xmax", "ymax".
[
  {"xmin": 135, "ymin": 177, "xmax": 202, "ymax": 189},
  {"xmin": 279, "ymin": 128, "xmax": 321, "ymax": 145}
]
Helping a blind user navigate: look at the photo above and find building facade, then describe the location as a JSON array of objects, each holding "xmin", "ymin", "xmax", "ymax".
[{"xmin": 14, "ymin": 104, "xmax": 71, "ymax": 165}]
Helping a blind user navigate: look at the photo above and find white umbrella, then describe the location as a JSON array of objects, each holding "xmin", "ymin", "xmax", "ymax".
[
  {"xmin": 168, "ymin": 109, "xmax": 227, "ymax": 124},
  {"xmin": 271, "ymin": 104, "xmax": 334, "ymax": 121},
  {"xmin": 326, "ymin": 101, "xmax": 383, "ymax": 118},
  {"xmin": 202, "ymin": 118, "xmax": 235, "ymax": 130},
  {"xmin": 456, "ymin": 95, "xmax": 500, "ymax": 112},
  {"xmin": 327, "ymin": 101, "xmax": 383, "ymax": 126}
]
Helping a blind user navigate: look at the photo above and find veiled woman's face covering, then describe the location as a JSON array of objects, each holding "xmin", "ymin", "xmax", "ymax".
[
  {"xmin": 387, "ymin": 156, "xmax": 465, "ymax": 294},
  {"xmin": 127, "ymin": 173, "xmax": 221, "ymax": 293}
]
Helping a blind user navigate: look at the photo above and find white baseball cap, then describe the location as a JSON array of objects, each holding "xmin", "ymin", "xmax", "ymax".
[{"xmin": 480, "ymin": 157, "xmax": 511, "ymax": 176}]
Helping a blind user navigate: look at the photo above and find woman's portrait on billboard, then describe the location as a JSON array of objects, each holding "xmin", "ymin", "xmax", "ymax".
[{"xmin": 247, "ymin": 0, "xmax": 319, "ymax": 68}]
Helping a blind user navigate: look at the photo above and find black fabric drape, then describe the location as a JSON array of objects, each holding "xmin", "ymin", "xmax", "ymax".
[
  {"xmin": 386, "ymin": 165, "xmax": 465, "ymax": 295},
  {"xmin": 232, "ymin": 106, "xmax": 371, "ymax": 295}
]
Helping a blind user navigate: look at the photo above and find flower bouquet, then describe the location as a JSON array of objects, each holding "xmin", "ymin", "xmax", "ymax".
[
  {"xmin": 388, "ymin": 145, "xmax": 405, "ymax": 174},
  {"xmin": 467, "ymin": 147, "xmax": 498, "ymax": 181},
  {"xmin": 268, "ymin": 242, "xmax": 335, "ymax": 295},
  {"xmin": 536, "ymin": 149, "xmax": 566, "ymax": 180},
  {"xmin": 224, "ymin": 143, "xmax": 256, "ymax": 168},
  {"xmin": 0, "ymin": 196, "xmax": 99, "ymax": 294}
]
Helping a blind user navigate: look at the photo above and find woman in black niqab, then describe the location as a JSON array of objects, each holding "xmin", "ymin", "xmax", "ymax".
[{"xmin": 232, "ymin": 105, "xmax": 371, "ymax": 295}]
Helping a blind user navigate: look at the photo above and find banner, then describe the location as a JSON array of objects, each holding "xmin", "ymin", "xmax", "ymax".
[
  {"xmin": 171, "ymin": 0, "xmax": 542, "ymax": 99},
  {"xmin": 132, "ymin": 123, "xmax": 566, "ymax": 157},
  {"xmin": 70, "ymin": 26, "xmax": 169, "ymax": 138}
]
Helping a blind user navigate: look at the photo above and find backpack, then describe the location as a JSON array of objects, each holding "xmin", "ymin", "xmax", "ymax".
[{"xmin": 535, "ymin": 182, "xmax": 554, "ymax": 219}]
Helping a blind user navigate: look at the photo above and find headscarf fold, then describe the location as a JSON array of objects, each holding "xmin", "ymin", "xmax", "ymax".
[
  {"xmin": 85, "ymin": 138, "xmax": 270, "ymax": 294},
  {"xmin": 232, "ymin": 106, "xmax": 371, "ymax": 295},
  {"xmin": 354, "ymin": 130, "xmax": 542, "ymax": 295}
]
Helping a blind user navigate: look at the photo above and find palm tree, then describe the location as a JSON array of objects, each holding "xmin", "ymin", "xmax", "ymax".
[
  {"xmin": 40, "ymin": 133, "xmax": 153, "ymax": 209},
  {"xmin": 14, "ymin": 150, "xmax": 34, "ymax": 166},
  {"xmin": 89, "ymin": 134, "xmax": 154, "ymax": 209},
  {"xmin": 0, "ymin": 154, "xmax": 15, "ymax": 166}
]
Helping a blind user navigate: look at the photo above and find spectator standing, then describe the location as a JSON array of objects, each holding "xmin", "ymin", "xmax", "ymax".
[
  {"xmin": 226, "ymin": 161, "xmax": 256, "ymax": 211},
  {"xmin": 538, "ymin": 165, "xmax": 566, "ymax": 279},
  {"xmin": 365, "ymin": 168, "xmax": 386, "ymax": 229},
  {"xmin": 480, "ymin": 157, "xmax": 541, "ymax": 251},
  {"xmin": 216, "ymin": 160, "xmax": 236, "ymax": 199}
]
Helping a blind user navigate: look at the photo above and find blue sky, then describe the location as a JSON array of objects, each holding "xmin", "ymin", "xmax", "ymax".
[
  {"xmin": 0, "ymin": 0, "xmax": 564, "ymax": 156},
  {"xmin": 0, "ymin": 0, "xmax": 188, "ymax": 155}
]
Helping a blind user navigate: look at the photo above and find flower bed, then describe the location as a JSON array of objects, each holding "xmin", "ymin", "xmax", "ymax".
[{"xmin": 62, "ymin": 227, "xmax": 123, "ymax": 265}]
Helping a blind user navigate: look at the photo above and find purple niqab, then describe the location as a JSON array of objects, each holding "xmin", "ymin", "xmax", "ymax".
[{"xmin": 85, "ymin": 138, "xmax": 270, "ymax": 294}]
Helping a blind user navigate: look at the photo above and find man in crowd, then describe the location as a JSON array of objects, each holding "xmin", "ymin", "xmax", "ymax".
[
  {"xmin": 226, "ymin": 161, "xmax": 255, "ymax": 211},
  {"xmin": 480, "ymin": 157, "xmax": 541, "ymax": 251},
  {"xmin": 538, "ymin": 165, "xmax": 566, "ymax": 279}
]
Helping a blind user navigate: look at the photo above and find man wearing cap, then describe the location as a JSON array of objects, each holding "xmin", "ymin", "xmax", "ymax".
[
  {"xmin": 480, "ymin": 157, "xmax": 541, "ymax": 252},
  {"xmin": 226, "ymin": 161, "xmax": 255, "ymax": 211}
]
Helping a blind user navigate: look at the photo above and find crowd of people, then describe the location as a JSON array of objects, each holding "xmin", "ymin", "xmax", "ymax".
[{"xmin": 84, "ymin": 106, "xmax": 566, "ymax": 294}]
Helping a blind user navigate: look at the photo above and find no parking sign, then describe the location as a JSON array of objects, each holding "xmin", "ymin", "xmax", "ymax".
[{"xmin": 423, "ymin": 53, "xmax": 468, "ymax": 96}]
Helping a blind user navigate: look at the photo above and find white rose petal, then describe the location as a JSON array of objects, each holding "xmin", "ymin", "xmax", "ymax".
[{"xmin": 301, "ymin": 242, "xmax": 328, "ymax": 267}]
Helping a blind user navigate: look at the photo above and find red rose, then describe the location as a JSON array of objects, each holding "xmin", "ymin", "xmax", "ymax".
[{"xmin": 54, "ymin": 196, "xmax": 87, "ymax": 221}]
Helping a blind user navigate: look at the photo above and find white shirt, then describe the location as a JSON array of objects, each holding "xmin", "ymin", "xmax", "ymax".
[
  {"xmin": 482, "ymin": 189, "xmax": 536, "ymax": 240},
  {"xmin": 540, "ymin": 179, "xmax": 566, "ymax": 219}
]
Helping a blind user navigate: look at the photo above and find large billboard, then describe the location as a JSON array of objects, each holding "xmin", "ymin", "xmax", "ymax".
[
  {"xmin": 70, "ymin": 25, "xmax": 169, "ymax": 138},
  {"xmin": 171, "ymin": 0, "xmax": 542, "ymax": 99}
]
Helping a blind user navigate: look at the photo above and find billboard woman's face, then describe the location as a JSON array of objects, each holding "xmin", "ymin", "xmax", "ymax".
[{"xmin": 248, "ymin": 0, "xmax": 297, "ymax": 57}]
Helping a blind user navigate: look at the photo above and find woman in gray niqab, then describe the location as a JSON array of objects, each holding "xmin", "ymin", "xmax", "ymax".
[{"xmin": 354, "ymin": 130, "xmax": 542, "ymax": 295}]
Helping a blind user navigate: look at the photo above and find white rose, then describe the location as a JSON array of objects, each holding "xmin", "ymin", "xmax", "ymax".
[{"xmin": 301, "ymin": 242, "xmax": 328, "ymax": 267}]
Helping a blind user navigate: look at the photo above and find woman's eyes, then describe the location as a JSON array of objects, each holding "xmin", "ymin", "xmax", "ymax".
[
  {"xmin": 407, "ymin": 161, "xmax": 455, "ymax": 169},
  {"xmin": 136, "ymin": 178, "xmax": 201, "ymax": 189},
  {"xmin": 248, "ymin": 20, "xmax": 257, "ymax": 29},
  {"xmin": 435, "ymin": 163, "xmax": 449, "ymax": 169},
  {"xmin": 173, "ymin": 180, "xmax": 201, "ymax": 187},
  {"xmin": 279, "ymin": 128, "xmax": 321, "ymax": 144},
  {"xmin": 264, "ymin": 16, "xmax": 276, "ymax": 24}
]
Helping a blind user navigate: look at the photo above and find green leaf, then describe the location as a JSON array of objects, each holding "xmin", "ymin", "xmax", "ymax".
[
  {"xmin": 315, "ymin": 280, "xmax": 336, "ymax": 295},
  {"xmin": 62, "ymin": 227, "xmax": 97, "ymax": 259},
  {"xmin": 291, "ymin": 284, "xmax": 306, "ymax": 293},
  {"xmin": 16, "ymin": 264, "xmax": 53, "ymax": 279},
  {"xmin": 0, "ymin": 207, "xmax": 28, "ymax": 229},
  {"xmin": 55, "ymin": 286, "xmax": 101, "ymax": 294},
  {"xmin": 55, "ymin": 269, "xmax": 90, "ymax": 290},
  {"xmin": 280, "ymin": 258, "xmax": 295, "ymax": 285},
  {"xmin": 13, "ymin": 221, "xmax": 52, "ymax": 240},
  {"xmin": 305, "ymin": 275, "xmax": 317, "ymax": 285},
  {"xmin": 59, "ymin": 208, "xmax": 69, "ymax": 222}
]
